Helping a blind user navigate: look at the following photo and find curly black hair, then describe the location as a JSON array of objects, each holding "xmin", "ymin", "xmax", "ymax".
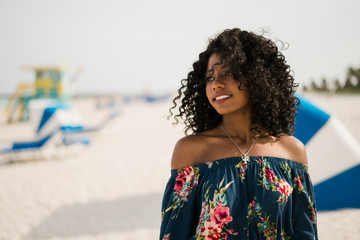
[{"xmin": 169, "ymin": 28, "xmax": 299, "ymax": 137}]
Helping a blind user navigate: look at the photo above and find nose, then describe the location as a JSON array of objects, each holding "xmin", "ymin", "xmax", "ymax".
[{"xmin": 211, "ymin": 77, "xmax": 225, "ymax": 90}]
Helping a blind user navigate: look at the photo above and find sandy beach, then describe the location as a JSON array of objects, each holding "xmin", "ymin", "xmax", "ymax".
[{"xmin": 0, "ymin": 93, "xmax": 359, "ymax": 240}]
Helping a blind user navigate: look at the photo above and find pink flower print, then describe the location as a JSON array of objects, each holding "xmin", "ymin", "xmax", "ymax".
[
  {"xmin": 162, "ymin": 233, "xmax": 171, "ymax": 240},
  {"xmin": 201, "ymin": 219, "xmax": 222, "ymax": 240},
  {"xmin": 174, "ymin": 172, "xmax": 186, "ymax": 193},
  {"xmin": 183, "ymin": 166, "xmax": 195, "ymax": 181},
  {"xmin": 222, "ymin": 233, "xmax": 228, "ymax": 240},
  {"xmin": 265, "ymin": 168, "xmax": 275, "ymax": 182},
  {"xmin": 212, "ymin": 205, "xmax": 233, "ymax": 227},
  {"xmin": 296, "ymin": 176, "xmax": 304, "ymax": 188},
  {"xmin": 174, "ymin": 166, "xmax": 195, "ymax": 193},
  {"xmin": 205, "ymin": 161, "xmax": 213, "ymax": 168},
  {"xmin": 277, "ymin": 179, "xmax": 293, "ymax": 199}
]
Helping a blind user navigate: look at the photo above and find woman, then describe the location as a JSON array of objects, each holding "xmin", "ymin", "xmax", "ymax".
[{"xmin": 160, "ymin": 28, "xmax": 318, "ymax": 239}]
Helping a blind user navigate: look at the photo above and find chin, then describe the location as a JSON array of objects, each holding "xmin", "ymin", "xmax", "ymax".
[
  {"xmin": 214, "ymin": 108, "xmax": 231, "ymax": 115},
  {"xmin": 214, "ymin": 106, "xmax": 246, "ymax": 116}
]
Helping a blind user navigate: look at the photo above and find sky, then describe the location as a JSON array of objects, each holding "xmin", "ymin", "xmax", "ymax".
[{"xmin": 0, "ymin": 0, "xmax": 359, "ymax": 95}]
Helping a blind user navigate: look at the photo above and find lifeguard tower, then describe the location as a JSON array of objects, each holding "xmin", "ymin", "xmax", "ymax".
[
  {"xmin": 6, "ymin": 66, "xmax": 73, "ymax": 123},
  {"xmin": 31, "ymin": 66, "xmax": 72, "ymax": 100}
]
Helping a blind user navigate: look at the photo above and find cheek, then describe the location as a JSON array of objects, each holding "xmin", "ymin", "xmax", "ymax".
[
  {"xmin": 205, "ymin": 84, "xmax": 213, "ymax": 103},
  {"xmin": 241, "ymin": 93, "xmax": 251, "ymax": 107},
  {"xmin": 243, "ymin": 89, "xmax": 251, "ymax": 102}
]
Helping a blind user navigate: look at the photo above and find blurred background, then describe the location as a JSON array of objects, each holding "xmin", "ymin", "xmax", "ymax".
[{"xmin": 0, "ymin": 0, "xmax": 359, "ymax": 239}]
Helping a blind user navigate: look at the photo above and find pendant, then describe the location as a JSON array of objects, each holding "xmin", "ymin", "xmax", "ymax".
[{"xmin": 242, "ymin": 155, "xmax": 249, "ymax": 164}]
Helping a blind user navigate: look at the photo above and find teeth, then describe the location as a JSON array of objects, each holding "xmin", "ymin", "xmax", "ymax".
[{"xmin": 215, "ymin": 95, "xmax": 231, "ymax": 100}]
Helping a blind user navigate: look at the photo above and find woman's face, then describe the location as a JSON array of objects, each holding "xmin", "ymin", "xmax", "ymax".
[{"xmin": 205, "ymin": 53, "xmax": 251, "ymax": 116}]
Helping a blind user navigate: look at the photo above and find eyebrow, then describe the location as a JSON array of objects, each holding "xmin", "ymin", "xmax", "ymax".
[
  {"xmin": 206, "ymin": 62, "xmax": 223, "ymax": 74},
  {"xmin": 206, "ymin": 65, "xmax": 232, "ymax": 76}
]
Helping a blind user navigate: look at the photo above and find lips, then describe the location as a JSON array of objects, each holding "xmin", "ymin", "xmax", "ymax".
[{"xmin": 212, "ymin": 94, "xmax": 232, "ymax": 103}]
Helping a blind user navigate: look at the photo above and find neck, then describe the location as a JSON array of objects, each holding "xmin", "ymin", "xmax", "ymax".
[{"xmin": 221, "ymin": 111, "xmax": 254, "ymax": 144}]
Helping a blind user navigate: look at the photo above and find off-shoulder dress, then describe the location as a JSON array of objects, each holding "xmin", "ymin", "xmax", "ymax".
[{"xmin": 160, "ymin": 156, "xmax": 318, "ymax": 240}]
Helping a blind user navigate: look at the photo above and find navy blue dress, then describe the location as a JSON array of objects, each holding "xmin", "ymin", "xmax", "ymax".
[{"xmin": 160, "ymin": 156, "xmax": 318, "ymax": 240}]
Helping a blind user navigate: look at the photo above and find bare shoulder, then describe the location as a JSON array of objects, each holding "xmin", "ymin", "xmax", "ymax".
[
  {"xmin": 171, "ymin": 135, "xmax": 207, "ymax": 170},
  {"xmin": 278, "ymin": 135, "xmax": 308, "ymax": 165}
]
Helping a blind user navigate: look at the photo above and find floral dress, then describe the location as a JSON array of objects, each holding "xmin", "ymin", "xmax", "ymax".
[{"xmin": 160, "ymin": 156, "xmax": 318, "ymax": 240}]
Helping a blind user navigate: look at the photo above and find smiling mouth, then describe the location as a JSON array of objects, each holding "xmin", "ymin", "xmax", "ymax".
[{"xmin": 213, "ymin": 95, "xmax": 232, "ymax": 102}]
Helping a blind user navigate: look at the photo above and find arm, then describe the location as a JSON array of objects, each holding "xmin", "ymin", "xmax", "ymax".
[
  {"xmin": 292, "ymin": 168, "xmax": 318, "ymax": 239},
  {"xmin": 281, "ymin": 136, "xmax": 318, "ymax": 238},
  {"xmin": 160, "ymin": 136, "xmax": 202, "ymax": 239},
  {"xmin": 280, "ymin": 135, "xmax": 308, "ymax": 165},
  {"xmin": 171, "ymin": 135, "xmax": 202, "ymax": 169}
]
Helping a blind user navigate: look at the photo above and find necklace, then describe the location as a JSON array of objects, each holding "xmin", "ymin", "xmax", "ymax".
[{"xmin": 220, "ymin": 125, "xmax": 257, "ymax": 164}]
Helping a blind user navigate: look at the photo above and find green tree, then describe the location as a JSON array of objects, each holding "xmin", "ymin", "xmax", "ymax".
[
  {"xmin": 320, "ymin": 77, "xmax": 329, "ymax": 91},
  {"xmin": 334, "ymin": 78, "xmax": 342, "ymax": 91},
  {"xmin": 310, "ymin": 80, "xmax": 319, "ymax": 91}
]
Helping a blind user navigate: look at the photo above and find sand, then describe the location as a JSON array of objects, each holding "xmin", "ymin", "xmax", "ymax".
[{"xmin": 0, "ymin": 93, "xmax": 359, "ymax": 240}]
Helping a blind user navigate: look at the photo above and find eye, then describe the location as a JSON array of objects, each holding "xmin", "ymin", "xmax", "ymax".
[
  {"xmin": 225, "ymin": 71, "xmax": 233, "ymax": 77},
  {"xmin": 205, "ymin": 76, "xmax": 215, "ymax": 82}
]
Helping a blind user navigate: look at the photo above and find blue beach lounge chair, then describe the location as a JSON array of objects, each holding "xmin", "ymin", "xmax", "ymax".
[{"xmin": 0, "ymin": 129, "xmax": 90, "ymax": 164}]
